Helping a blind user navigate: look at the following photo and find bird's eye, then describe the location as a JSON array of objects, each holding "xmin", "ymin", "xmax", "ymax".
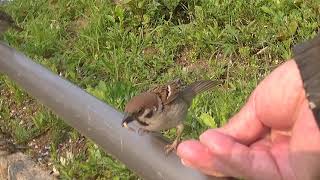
[
  {"xmin": 135, "ymin": 109, "xmax": 144, "ymax": 116},
  {"xmin": 144, "ymin": 111, "xmax": 153, "ymax": 118}
]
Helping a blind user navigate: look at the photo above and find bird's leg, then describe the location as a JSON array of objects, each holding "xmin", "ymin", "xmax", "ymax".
[
  {"xmin": 165, "ymin": 123, "xmax": 184, "ymax": 154},
  {"xmin": 138, "ymin": 127, "xmax": 150, "ymax": 136}
]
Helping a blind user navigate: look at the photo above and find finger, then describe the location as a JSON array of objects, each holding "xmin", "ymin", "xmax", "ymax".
[
  {"xmin": 221, "ymin": 60, "xmax": 304, "ymax": 144},
  {"xmin": 219, "ymin": 99, "xmax": 269, "ymax": 145},
  {"xmin": 250, "ymin": 137, "xmax": 271, "ymax": 150},
  {"xmin": 177, "ymin": 140, "xmax": 227, "ymax": 177},
  {"xmin": 247, "ymin": 133, "xmax": 296, "ymax": 179},
  {"xmin": 270, "ymin": 129, "xmax": 291, "ymax": 142},
  {"xmin": 253, "ymin": 60, "xmax": 304, "ymax": 129},
  {"xmin": 199, "ymin": 130, "xmax": 282, "ymax": 180}
]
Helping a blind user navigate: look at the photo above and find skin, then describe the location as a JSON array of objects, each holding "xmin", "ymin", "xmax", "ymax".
[{"xmin": 177, "ymin": 60, "xmax": 320, "ymax": 180}]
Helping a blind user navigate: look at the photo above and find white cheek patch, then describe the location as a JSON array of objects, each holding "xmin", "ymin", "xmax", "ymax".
[{"xmin": 141, "ymin": 108, "xmax": 151, "ymax": 118}]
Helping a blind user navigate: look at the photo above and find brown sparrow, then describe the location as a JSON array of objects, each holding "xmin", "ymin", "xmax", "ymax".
[
  {"xmin": 0, "ymin": 10, "xmax": 23, "ymax": 34},
  {"xmin": 122, "ymin": 79, "xmax": 217, "ymax": 154}
]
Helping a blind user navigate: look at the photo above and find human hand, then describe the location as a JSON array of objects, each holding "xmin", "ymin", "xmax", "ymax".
[{"xmin": 177, "ymin": 60, "xmax": 320, "ymax": 180}]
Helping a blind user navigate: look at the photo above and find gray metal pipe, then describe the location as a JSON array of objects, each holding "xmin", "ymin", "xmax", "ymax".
[{"xmin": 0, "ymin": 42, "xmax": 227, "ymax": 180}]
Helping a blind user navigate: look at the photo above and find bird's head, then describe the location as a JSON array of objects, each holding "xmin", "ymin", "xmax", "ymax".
[{"xmin": 121, "ymin": 92, "xmax": 158, "ymax": 127}]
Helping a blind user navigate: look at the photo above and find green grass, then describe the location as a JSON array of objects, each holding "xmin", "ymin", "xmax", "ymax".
[{"xmin": 0, "ymin": 0, "xmax": 319, "ymax": 179}]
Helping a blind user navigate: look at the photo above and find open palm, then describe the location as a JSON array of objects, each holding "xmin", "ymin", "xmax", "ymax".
[{"xmin": 177, "ymin": 60, "xmax": 320, "ymax": 180}]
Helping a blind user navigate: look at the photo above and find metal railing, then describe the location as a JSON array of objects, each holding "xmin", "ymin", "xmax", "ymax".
[{"xmin": 0, "ymin": 43, "xmax": 227, "ymax": 180}]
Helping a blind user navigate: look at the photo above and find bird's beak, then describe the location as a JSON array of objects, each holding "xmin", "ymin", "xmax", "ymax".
[{"xmin": 121, "ymin": 113, "xmax": 134, "ymax": 127}]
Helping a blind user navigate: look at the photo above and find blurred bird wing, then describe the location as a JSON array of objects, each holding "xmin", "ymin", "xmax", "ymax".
[{"xmin": 149, "ymin": 79, "xmax": 184, "ymax": 105}]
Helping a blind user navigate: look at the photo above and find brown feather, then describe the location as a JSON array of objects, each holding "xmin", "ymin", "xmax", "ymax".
[
  {"xmin": 122, "ymin": 79, "xmax": 217, "ymax": 129},
  {"xmin": 124, "ymin": 92, "xmax": 159, "ymax": 114},
  {"xmin": 150, "ymin": 79, "xmax": 183, "ymax": 105},
  {"xmin": 180, "ymin": 80, "xmax": 218, "ymax": 104}
]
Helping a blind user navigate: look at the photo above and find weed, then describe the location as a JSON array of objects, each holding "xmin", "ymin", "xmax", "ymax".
[{"xmin": 0, "ymin": 0, "xmax": 319, "ymax": 179}]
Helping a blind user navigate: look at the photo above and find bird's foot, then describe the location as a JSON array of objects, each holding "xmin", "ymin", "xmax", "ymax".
[
  {"xmin": 164, "ymin": 139, "xmax": 179, "ymax": 155},
  {"xmin": 138, "ymin": 128, "xmax": 150, "ymax": 136}
]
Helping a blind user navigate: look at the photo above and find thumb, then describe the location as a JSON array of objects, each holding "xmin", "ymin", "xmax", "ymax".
[{"xmin": 220, "ymin": 60, "xmax": 303, "ymax": 144}]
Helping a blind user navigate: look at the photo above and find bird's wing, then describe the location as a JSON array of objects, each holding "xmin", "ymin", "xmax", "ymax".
[{"xmin": 149, "ymin": 79, "xmax": 184, "ymax": 105}]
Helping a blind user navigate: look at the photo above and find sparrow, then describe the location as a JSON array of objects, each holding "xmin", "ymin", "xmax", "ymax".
[
  {"xmin": 122, "ymin": 79, "xmax": 217, "ymax": 154},
  {"xmin": 0, "ymin": 10, "xmax": 23, "ymax": 34}
]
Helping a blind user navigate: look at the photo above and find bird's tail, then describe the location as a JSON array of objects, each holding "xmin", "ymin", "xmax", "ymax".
[{"xmin": 182, "ymin": 80, "xmax": 218, "ymax": 103}]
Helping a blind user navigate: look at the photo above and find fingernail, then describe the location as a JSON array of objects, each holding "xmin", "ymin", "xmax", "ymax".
[{"xmin": 181, "ymin": 159, "xmax": 192, "ymax": 167}]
